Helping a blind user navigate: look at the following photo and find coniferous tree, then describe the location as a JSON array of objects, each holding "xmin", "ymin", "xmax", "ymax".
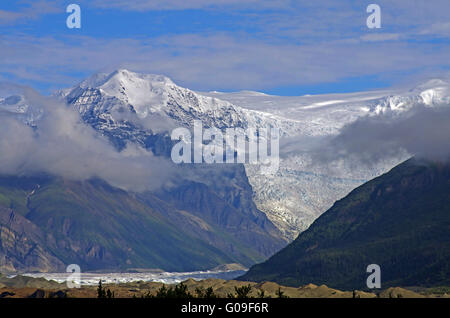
[
  {"xmin": 234, "ymin": 284, "xmax": 252, "ymax": 298},
  {"xmin": 97, "ymin": 280, "xmax": 106, "ymax": 298},
  {"xmin": 276, "ymin": 287, "xmax": 288, "ymax": 298}
]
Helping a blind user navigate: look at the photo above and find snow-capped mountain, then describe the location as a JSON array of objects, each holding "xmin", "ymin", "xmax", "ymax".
[
  {"xmin": 369, "ymin": 79, "xmax": 450, "ymax": 115},
  {"xmin": 0, "ymin": 73, "xmax": 289, "ymax": 265},
  {"xmin": 0, "ymin": 94, "xmax": 43, "ymax": 125},
  {"xmin": 4, "ymin": 70, "xmax": 449, "ymax": 242},
  {"xmin": 56, "ymin": 69, "xmax": 302, "ymax": 138},
  {"xmin": 205, "ymin": 78, "xmax": 450, "ymax": 240},
  {"xmin": 56, "ymin": 69, "xmax": 289, "ymax": 256}
]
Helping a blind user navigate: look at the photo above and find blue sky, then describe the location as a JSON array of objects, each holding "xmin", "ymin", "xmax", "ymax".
[{"xmin": 1, "ymin": 0, "xmax": 449, "ymax": 95}]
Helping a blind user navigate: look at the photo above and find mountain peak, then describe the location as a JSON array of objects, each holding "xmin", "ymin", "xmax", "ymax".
[
  {"xmin": 59, "ymin": 69, "xmax": 304, "ymax": 137},
  {"xmin": 74, "ymin": 69, "xmax": 179, "ymax": 115},
  {"xmin": 414, "ymin": 78, "xmax": 449, "ymax": 91},
  {"xmin": 80, "ymin": 69, "xmax": 175, "ymax": 90}
]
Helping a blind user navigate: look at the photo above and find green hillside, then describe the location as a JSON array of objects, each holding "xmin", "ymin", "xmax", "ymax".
[
  {"xmin": 241, "ymin": 158, "xmax": 450, "ymax": 289},
  {"xmin": 0, "ymin": 175, "xmax": 263, "ymax": 272}
]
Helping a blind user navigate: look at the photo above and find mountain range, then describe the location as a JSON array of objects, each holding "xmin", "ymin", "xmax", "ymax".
[
  {"xmin": 1, "ymin": 69, "xmax": 449, "ymax": 273},
  {"xmin": 206, "ymin": 78, "xmax": 450, "ymax": 239},
  {"xmin": 56, "ymin": 69, "xmax": 450, "ymax": 240}
]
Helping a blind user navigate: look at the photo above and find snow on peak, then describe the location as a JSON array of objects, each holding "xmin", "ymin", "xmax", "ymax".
[
  {"xmin": 372, "ymin": 79, "xmax": 450, "ymax": 114},
  {"xmin": 0, "ymin": 94, "xmax": 43, "ymax": 124},
  {"xmin": 76, "ymin": 69, "xmax": 179, "ymax": 116},
  {"xmin": 413, "ymin": 78, "xmax": 449, "ymax": 91},
  {"xmin": 80, "ymin": 69, "xmax": 174, "ymax": 90},
  {"xmin": 60, "ymin": 69, "xmax": 302, "ymax": 135}
]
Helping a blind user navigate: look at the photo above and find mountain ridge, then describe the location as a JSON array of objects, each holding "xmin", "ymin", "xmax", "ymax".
[
  {"xmin": 240, "ymin": 158, "xmax": 450, "ymax": 289},
  {"xmin": 0, "ymin": 174, "xmax": 271, "ymax": 273}
]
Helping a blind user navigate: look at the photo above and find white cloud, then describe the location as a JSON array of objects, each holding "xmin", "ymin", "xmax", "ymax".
[
  {"xmin": 315, "ymin": 105, "xmax": 450, "ymax": 164},
  {"xmin": 90, "ymin": 0, "xmax": 290, "ymax": 11},
  {"xmin": 360, "ymin": 33, "xmax": 401, "ymax": 42},
  {"xmin": 0, "ymin": 84, "xmax": 177, "ymax": 191},
  {"xmin": 1, "ymin": 33, "xmax": 449, "ymax": 93},
  {"xmin": 1, "ymin": 0, "xmax": 450, "ymax": 92},
  {"xmin": 420, "ymin": 22, "xmax": 450, "ymax": 37},
  {"xmin": 0, "ymin": 0, "xmax": 61, "ymax": 25}
]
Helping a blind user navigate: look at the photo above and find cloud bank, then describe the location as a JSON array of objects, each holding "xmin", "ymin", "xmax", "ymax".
[
  {"xmin": 0, "ymin": 84, "xmax": 176, "ymax": 191},
  {"xmin": 314, "ymin": 105, "xmax": 450, "ymax": 165}
]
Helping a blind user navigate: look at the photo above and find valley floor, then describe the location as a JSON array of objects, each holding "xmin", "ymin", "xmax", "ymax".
[{"xmin": 0, "ymin": 275, "xmax": 449, "ymax": 298}]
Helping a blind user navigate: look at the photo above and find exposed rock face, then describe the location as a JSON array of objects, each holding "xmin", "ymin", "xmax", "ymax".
[
  {"xmin": 0, "ymin": 174, "xmax": 282, "ymax": 273},
  {"xmin": 0, "ymin": 207, "xmax": 64, "ymax": 273},
  {"xmin": 152, "ymin": 164, "xmax": 286, "ymax": 257}
]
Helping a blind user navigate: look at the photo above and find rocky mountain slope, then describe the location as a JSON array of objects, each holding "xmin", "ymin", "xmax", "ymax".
[
  {"xmin": 0, "ymin": 205, "xmax": 64, "ymax": 273},
  {"xmin": 0, "ymin": 174, "xmax": 275, "ymax": 273}
]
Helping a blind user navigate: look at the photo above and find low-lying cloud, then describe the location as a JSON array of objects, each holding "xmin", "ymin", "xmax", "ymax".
[
  {"xmin": 314, "ymin": 105, "xmax": 450, "ymax": 165},
  {"xmin": 0, "ymin": 83, "xmax": 177, "ymax": 192}
]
